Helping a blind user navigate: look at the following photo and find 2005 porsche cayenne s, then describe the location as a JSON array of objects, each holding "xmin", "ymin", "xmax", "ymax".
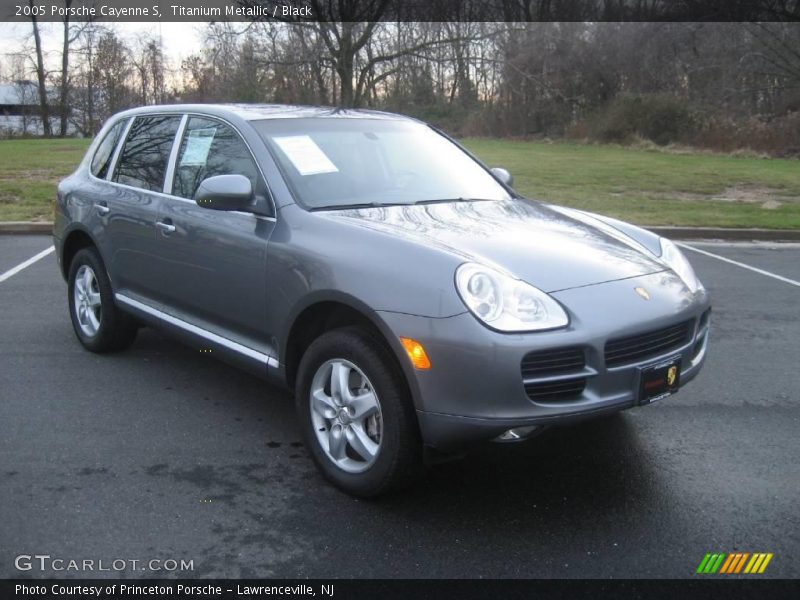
[{"xmin": 55, "ymin": 104, "xmax": 710, "ymax": 496}]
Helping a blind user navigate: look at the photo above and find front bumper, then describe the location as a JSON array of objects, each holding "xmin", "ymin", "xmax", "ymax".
[{"xmin": 378, "ymin": 270, "xmax": 710, "ymax": 449}]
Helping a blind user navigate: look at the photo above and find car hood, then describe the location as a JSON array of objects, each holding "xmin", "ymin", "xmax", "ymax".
[{"xmin": 323, "ymin": 199, "xmax": 667, "ymax": 292}]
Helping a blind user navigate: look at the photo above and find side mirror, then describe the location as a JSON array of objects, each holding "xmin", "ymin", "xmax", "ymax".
[
  {"xmin": 490, "ymin": 167, "xmax": 513, "ymax": 188},
  {"xmin": 194, "ymin": 174, "xmax": 253, "ymax": 211}
]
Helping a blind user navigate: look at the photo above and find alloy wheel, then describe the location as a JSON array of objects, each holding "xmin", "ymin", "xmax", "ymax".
[
  {"xmin": 74, "ymin": 264, "xmax": 102, "ymax": 337},
  {"xmin": 309, "ymin": 359, "xmax": 383, "ymax": 473}
]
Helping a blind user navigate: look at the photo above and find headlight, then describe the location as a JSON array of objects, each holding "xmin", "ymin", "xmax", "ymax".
[
  {"xmin": 455, "ymin": 263, "xmax": 569, "ymax": 332},
  {"xmin": 660, "ymin": 238, "xmax": 704, "ymax": 293}
]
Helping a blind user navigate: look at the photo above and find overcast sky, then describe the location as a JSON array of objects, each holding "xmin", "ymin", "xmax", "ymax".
[{"xmin": 0, "ymin": 22, "xmax": 205, "ymax": 78}]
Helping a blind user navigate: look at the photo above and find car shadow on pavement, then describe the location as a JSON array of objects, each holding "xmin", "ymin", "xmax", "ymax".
[
  {"xmin": 50, "ymin": 327, "xmax": 686, "ymax": 577},
  {"xmin": 131, "ymin": 326, "xmax": 667, "ymax": 522},
  {"xmin": 376, "ymin": 414, "xmax": 669, "ymax": 523}
]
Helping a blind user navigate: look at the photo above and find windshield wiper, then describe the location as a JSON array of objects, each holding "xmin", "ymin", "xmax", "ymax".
[
  {"xmin": 412, "ymin": 197, "xmax": 497, "ymax": 206},
  {"xmin": 311, "ymin": 202, "xmax": 389, "ymax": 211},
  {"xmin": 311, "ymin": 197, "xmax": 498, "ymax": 211}
]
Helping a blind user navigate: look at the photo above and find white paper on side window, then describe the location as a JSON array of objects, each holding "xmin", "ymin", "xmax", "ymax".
[
  {"xmin": 273, "ymin": 135, "xmax": 338, "ymax": 176},
  {"xmin": 180, "ymin": 127, "xmax": 216, "ymax": 166}
]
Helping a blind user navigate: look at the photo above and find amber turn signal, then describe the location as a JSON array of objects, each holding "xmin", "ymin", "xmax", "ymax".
[{"xmin": 399, "ymin": 337, "xmax": 431, "ymax": 370}]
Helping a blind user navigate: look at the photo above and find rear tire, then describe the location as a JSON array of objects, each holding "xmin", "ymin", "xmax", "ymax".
[
  {"xmin": 67, "ymin": 247, "xmax": 137, "ymax": 353},
  {"xmin": 296, "ymin": 326, "xmax": 422, "ymax": 497}
]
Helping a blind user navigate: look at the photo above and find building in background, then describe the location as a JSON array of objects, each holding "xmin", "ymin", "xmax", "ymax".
[{"xmin": 0, "ymin": 81, "xmax": 76, "ymax": 137}]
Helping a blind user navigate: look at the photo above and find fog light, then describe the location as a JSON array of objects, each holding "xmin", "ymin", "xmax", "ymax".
[{"xmin": 399, "ymin": 337, "xmax": 431, "ymax": 370}]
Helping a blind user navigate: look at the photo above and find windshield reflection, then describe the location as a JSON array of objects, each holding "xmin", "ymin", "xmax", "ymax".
[{"xmin": 254, "ymin": 118, "xmax": 510, "ymax": 210}]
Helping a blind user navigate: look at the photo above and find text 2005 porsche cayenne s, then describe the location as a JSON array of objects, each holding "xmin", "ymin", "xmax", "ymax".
[{"xmin": 55, "ymin": 104, "xmax": 710, "ymax": 496}]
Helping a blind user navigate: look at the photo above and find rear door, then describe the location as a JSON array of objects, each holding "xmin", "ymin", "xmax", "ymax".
[
  {"xmin": 153, "ymin": 115, "xmax": 276, "ymax": 354},
  {"xmin": 104, "ymin": 114, "xmax": 183, "ymax": 302},
  {"xmin": 77, "ymin": 116, "xmax": 128, "ymax": 265}
]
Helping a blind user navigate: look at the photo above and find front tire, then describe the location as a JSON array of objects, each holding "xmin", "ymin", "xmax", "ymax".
[
  {"xmin": 296, "ymin": 327, "xmax": 422, "ymax": 497},
  {"xmin": 68, "ymin": 247, "xmax": 137, "ymax": 353}
]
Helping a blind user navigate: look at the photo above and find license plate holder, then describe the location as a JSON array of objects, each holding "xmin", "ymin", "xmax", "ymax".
[{"xmin": 638, "ymin": 356, "xmax": 681, "ymax": 405}]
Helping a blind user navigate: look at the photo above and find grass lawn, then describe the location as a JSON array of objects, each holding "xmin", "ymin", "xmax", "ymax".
[
  {"xmin": 0, "ymin": 138, "xmax": 90, "ymax": 222},
  {"xmin": 463, "ymin": 138, "xmax": 800, "ymax": 229},
  {"xmin": 1, "ymin": 137, "xmax": 798, "ymax": 228}
]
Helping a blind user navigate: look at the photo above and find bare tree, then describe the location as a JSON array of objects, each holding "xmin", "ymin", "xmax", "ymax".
[
  {"xmin": 70, "ymin": 23, "xmax": 107, "ymax": 135},
  {"xmin": 131, "ymin": 34, "xmax": 169, "ymax": 106},
  {"xmin": 28, "ymin": 0, "xmax": 52, "ymax": 136},
  {"xmin": 11, "ymin": 16, "xmax": 800, "ymax": 153},
  {"xmin": 57, "ymin": 0, "xmax": 93, "ymax": 136}
]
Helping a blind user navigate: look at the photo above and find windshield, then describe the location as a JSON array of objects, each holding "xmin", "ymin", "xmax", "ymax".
[{"xmin": 254, "ymin": 118, "xmax": 511, "ymax": 210}]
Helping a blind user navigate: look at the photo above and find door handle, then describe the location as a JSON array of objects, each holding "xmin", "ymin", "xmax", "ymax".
[
  {"xmin": 156, "ymin": 220, "xmax": 176, "ymax": 234},
  {"xmin": 94, "ymin": 203, "xmax": 109, "ymax": 215}
]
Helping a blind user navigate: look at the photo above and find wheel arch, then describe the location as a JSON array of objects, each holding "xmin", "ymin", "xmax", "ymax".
[
  {"xmin": 60, "ymin": 226, "xmax": 100, "ymax": 281},
  {"xmin": 280, "ymin": 292, "xmax": 422, "ymax": 411}
]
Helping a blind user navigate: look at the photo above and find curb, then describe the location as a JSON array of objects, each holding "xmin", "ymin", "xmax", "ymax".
[
  {"xmin": 1, "ymin": 221, "xmax": 799, "ymax": 242},
  {"xmin": 0, "ymin": 222, "xmax": 53, "ymax": 235},
  {"xmin": 647, "ymin": 226, "xmax": 800, "ymax": 242}
]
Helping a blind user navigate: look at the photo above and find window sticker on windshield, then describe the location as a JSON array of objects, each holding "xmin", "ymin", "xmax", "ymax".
[
  {"xmin": 273, "ymin": 135, "xmax": 339, "ymax": 176},
  {"xmin": 180, "ymin": 127, "xmax": 216, "ymax": 166}
]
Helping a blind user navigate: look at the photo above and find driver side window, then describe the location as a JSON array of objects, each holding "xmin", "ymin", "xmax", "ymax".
[{"xmin": 172, "ymin": 116, "xmax": 269, "ymax": 213}]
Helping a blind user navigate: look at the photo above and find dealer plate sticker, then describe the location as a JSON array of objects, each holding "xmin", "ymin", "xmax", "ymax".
[{"xmin": 638, "ymin": 356, "xmax": 681, "ymax": 405}]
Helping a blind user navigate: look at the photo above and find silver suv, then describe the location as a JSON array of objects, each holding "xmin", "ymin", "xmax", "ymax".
[{"xmin": 55, "ymin": 104, "xmax": 710, "ymax": 496}]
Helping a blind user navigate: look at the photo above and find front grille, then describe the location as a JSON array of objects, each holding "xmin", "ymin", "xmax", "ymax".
[
  {"xmin": 524, "ymin": 378, "xmax": 587, "ymax": 402},
  {"xmin": 605, "ymin": 319, "xmax": 694, "ymax": 368},
  {"xmin": 521, "ymin": 346, "xmax": 585, "ymax": 378},
  {"xmin": 521, "ymin": 346, "xmax": 586, "ymax": 402}
]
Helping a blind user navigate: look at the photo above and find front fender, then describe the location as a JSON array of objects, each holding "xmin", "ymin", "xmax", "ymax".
[
  {"xmin": 547, "ymin": 204, "xmax": 664, "ymax": 257},
  {"xmin": 275, "ymin": 289, "xmax": 428, "ymax": 411}
]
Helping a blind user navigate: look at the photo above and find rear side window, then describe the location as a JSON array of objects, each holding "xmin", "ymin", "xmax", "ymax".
[
  {"xmin": 172, "ymin": 116, "xmax": 262, "ymax": 200},
  {"xmin": 90, "ymin": 119, "xmax": 126, "ymax": 179},
  {"xmin": 113, "ymin": 115, "xmax": 182, "ymax": 192}
]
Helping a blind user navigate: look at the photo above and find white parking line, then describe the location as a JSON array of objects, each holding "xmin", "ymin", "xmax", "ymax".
[
  {"xmin": 678, "ymin": 242, "xmax": 800, "ymax": 288},
  {"xmin": 0, "ymin": 246, "xmax": 55, "ymax": 283}
]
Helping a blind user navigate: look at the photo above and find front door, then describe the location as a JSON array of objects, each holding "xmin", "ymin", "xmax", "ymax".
[{"xmin": 153, "ymin": 116, "xmax": 276, "ymax": 355}]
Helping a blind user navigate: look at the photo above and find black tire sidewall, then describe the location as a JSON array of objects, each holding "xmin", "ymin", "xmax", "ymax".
[{"xmin": 296, "ymin": 327, "xmax": 420, "ymax": 497}]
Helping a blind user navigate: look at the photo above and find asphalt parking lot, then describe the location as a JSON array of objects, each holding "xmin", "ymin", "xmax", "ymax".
[{"xmin": 1, "ymin": 235, "xmax": 798, "ymax": 579}]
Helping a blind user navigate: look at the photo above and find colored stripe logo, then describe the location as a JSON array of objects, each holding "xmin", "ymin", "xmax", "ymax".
[{"xmin": 696, "ymin": 552, "xmax": 773, "ymax": 574}]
